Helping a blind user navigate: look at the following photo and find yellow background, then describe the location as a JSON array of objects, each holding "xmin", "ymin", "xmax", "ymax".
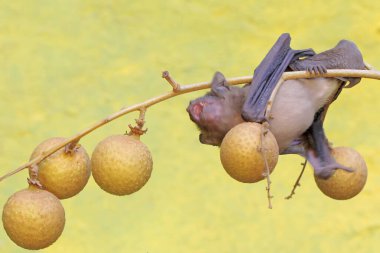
[{"xmin": 1, "ymin": 0, "xmax": 380, "ymax": 252}]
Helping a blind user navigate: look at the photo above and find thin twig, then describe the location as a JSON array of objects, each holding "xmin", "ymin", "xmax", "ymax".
[
  {"xmin": 1, "ymin": 69, "xmax": 380, "ymax": 183},
  {"xmin": 265, "ymin": 77, "xmax": 285, "ymax": 120},
  {"xmin": 260, "ymin": 122, "xmax": 273, "ymax": 209},
  {"xmin": 285, "ymin": 159, "xmax": 308, "ymax": 200}
]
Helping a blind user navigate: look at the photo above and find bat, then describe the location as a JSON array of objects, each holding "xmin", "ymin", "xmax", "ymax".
[{"xmin": 186, "ymin": 33, "xmax": 365, "ymax": 179}]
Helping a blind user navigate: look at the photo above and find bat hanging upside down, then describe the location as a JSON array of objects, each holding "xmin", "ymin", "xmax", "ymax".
[{"xmin": 186, "ymin": 33, "xmax": 366, "ymax": 179}]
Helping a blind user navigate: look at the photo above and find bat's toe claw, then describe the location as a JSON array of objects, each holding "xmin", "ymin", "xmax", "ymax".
[
  {"xmin": 306, "ymin": 66, "xmax": 314, "ymax": 75},
  {"xmin": 316, "ymin": 65, "xmax": 327, "ymax": 75},
  {"xmin": 306, "ymin": 65, "xmax": 327, "ymax": 76}
]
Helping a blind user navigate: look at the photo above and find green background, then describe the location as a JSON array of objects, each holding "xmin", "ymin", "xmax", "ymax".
[{"xmin": 1, "ymin": 0, "xmax": 380, "ymax": 252}]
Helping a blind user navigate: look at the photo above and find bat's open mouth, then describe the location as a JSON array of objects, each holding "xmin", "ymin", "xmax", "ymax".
[{"xmin": 186, "ymin": 101, "xmax": 204, "ymax": 122}]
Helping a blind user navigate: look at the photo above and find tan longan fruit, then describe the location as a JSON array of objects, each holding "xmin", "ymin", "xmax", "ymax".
[
  {"xmin": 29, "ymin": 137, "xmax": 91, "ymax": 199},
  {"xmin": 91, "ymin": 134, "xmax": 153, "ymax": 195},
  {"xmin": 220, "ymin": 122, "xmax": 279, "ymax": 183},
  {"xmin": 2, "ymin": 185, "xmax": 65, "ymax": 250},
  {"xmin": 314, "ymin": 146, "xmax": 367, "ymax": 200}
]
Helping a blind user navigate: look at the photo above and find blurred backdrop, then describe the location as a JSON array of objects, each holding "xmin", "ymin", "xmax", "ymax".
[{"xmin": 1, "ymin": 0, "xmax": 380, "ymax": 252}]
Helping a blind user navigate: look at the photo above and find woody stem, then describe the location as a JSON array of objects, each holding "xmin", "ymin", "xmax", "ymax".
[{"xmin": 1, "ymin": 69, "xmax": 380, "ymax": 182}]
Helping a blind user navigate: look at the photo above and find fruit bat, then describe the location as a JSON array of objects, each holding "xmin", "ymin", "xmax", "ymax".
[{"xmin": 187, "ymin": 33, "xmax": 365, "ymax": 179}]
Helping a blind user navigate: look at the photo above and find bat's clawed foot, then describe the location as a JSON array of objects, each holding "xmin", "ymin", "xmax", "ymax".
[
  {"xmin": 306, "ymin": 64, "xmax": 327, "ymax": 76},
  {"xmin": 314, "ymin": 162, "xmax": 353, "ymax": 180}
]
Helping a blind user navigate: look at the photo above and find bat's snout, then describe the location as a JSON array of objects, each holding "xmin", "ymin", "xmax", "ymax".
[
  {"xmin": 186, "ymin": 100, "xmax": 194, "ymax": 113},
  {"xmin": 186, "ymin": 100, "xmax": 204, "ymax": 123}
]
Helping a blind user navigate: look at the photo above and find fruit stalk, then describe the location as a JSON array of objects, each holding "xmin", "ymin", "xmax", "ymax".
[
  {"xmin": 1, "ymin": 69, "xmax": 380, "ymax": 182},
  {"xmin": 284, "ymin": 160, "xmax": 308, "ymax": 200},
  {"xmin": 260, "ymin": 123, "xmax": 274, "ymax": 209},
  {"xmin": 127, "ymin": 108, "xmax": 148, "ymax": 137}
]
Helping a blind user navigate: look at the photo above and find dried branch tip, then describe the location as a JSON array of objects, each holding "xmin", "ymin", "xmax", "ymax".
[{"xmin": 162, "ymin": 70, "xmax": 180, "ymax": 91}]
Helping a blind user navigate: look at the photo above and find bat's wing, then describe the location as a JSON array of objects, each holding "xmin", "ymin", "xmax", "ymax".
[{"xmin": 242, "ymin": 33, "xmax": 315, "ymax": 123}]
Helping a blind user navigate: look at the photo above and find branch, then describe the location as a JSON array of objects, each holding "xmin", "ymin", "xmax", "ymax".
[
  {"xmin": 265, "ymin": 69, "xmax": 380, "ymax": 119},
  {"xmin": 285, "ymin": 159, "xmax": 308, "ymax": 200},
  {"xmin": 1, "ymin": 69, "xmax": 380, "ymax": 182}
]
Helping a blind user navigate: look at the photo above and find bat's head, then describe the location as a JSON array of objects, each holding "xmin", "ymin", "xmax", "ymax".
[{"xmin": 186, "ymin": 72, "xmax": 247, "ymax": 146}]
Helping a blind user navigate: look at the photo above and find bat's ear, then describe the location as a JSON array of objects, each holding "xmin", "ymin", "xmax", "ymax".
[{"xmin": 211, "ymin": 71, "xmax": 230, "ymax": 97}]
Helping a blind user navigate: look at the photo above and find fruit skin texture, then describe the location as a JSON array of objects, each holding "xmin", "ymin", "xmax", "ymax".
[
  {"xmin": 91, "ymin": 134, "xmax": 153, "ymax": 195},
  {"xmin": 220, "ymin": 122, "xmax": 279, "ymax": 183},
  {"xmin": 29, "ymin": 137, "xmax": 91, "ymax": 199},
  {"xmin": 2, "ymin": 186, "xmax": 65, "ymax": 250},
  {"xmin": 314, "ymin": 147, "xmax": 367, "ymax": 200}
]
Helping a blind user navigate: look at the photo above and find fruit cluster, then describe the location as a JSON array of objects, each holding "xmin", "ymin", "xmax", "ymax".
[
  {"xmin": 2, "ymin": 131, "xmax": 153, "ymax": 250},
  {"xmin": 1, "ymin": 120, "xmax": 369, "ymax": 250},
  {"xmin": 219, "ymin": 122, "xmax": 368, "ymax": 201},
  {"xmin": 0, "ymin": 110, "xmax": 369, "ymax": 250}
]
